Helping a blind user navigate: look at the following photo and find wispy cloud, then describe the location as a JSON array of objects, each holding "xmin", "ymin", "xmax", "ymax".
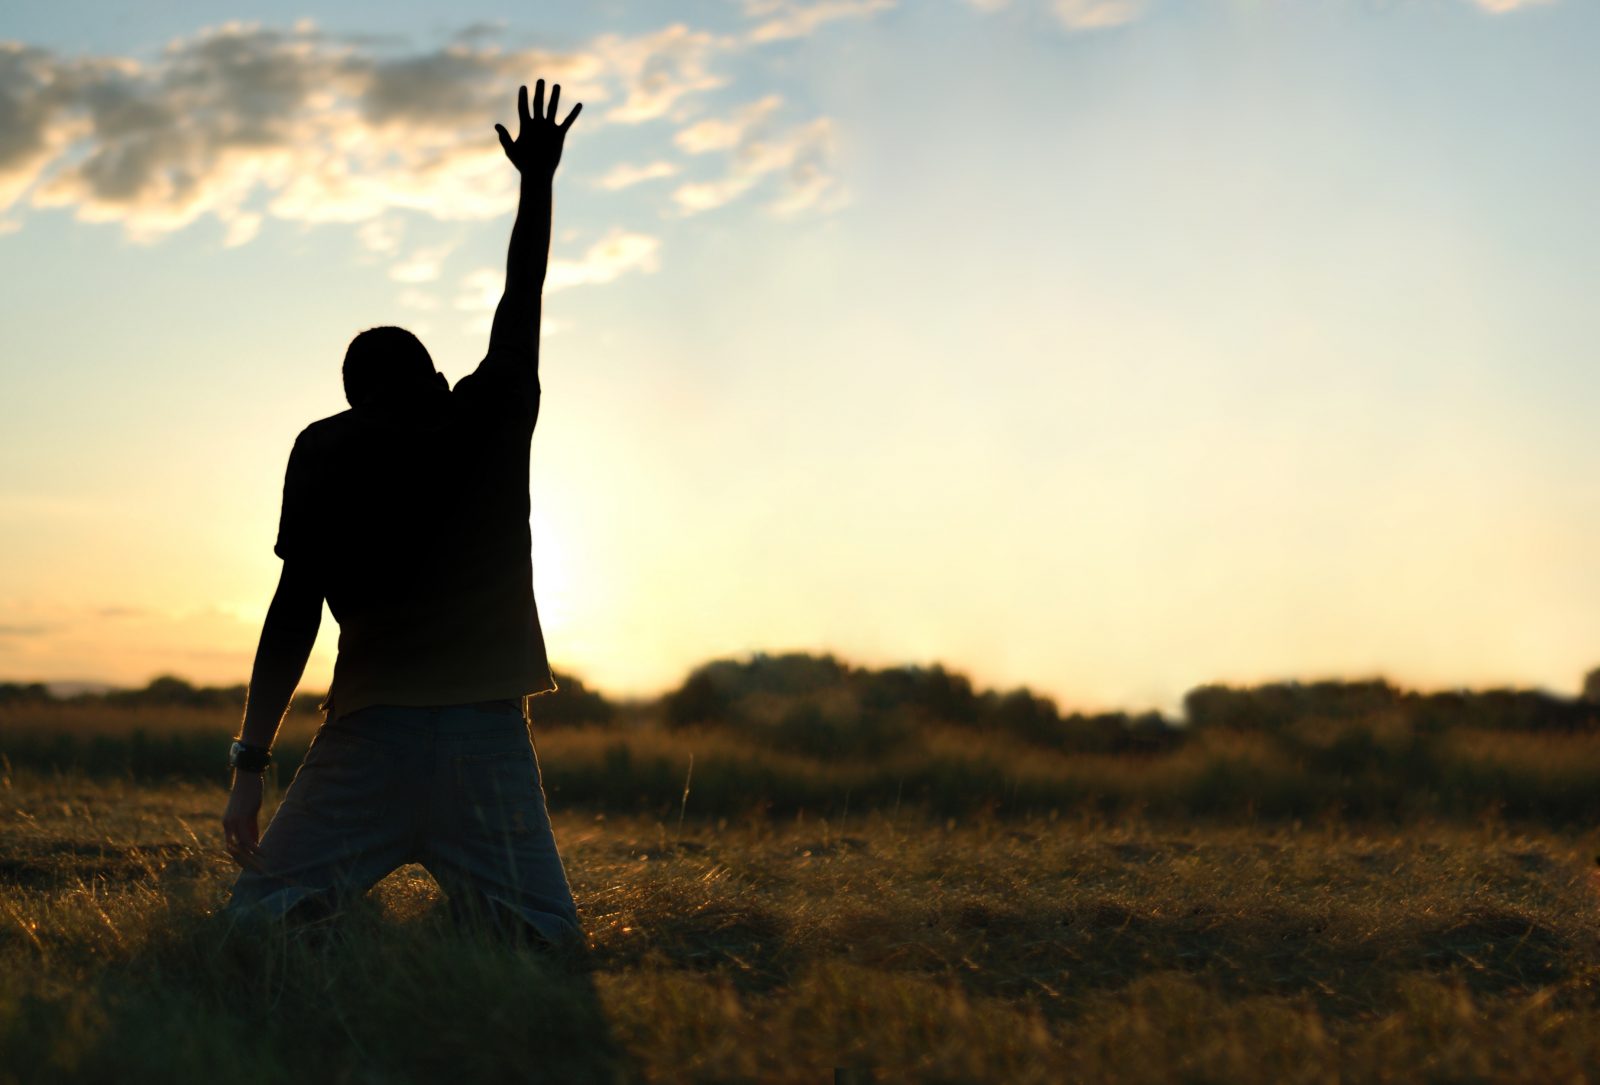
[
  {"xmin": 959, "ymin": 0, "xmax": 1142, "ymax": 32},
  {"xmin": 388, "ymin": 243, "xmax": 455, "ymax": 283},
  {"xmin": 740, "ymin": 0, "xmax": 898, "ymax": 44},
  {"xmin": 546, "ymin": 229, "xmax": 662, "ymax": 291},
  {"xmin": 222, "ymin": 211, "xmax": 262, "ymax": 247},
  {"xmin": 593, "ymin": 25, "xmax": 732, "ymax": 123},
  {"xmin": 454, "ymin": 267, "xmax": 502, "ymax": 312},
  {"xmin": 397, "ymin": 286, "xmax": 439, "ymax": 311},
  {"xmin": 356, "ymin": 216, "xmax": 405, "ymax": 254},
  {"xmin": 1470, "ymin": 0, "xmax": 1556, "ymax": 11},
  {"xmin": 965, "ymin": 0, "xmax": 1557, "ymax": 30},
  {"xmin": 593, "ymin": 159, "xmax": 679, "ymax": 191},
  {"xmin": 1051, "ymin": 0, "xmax": 1144, "ymax": 30},
  {"xmin": 672, "ymin": 115, "xmax": 842, "ymax": 216},
  {"xmin": 452, "ymin": 228, "xmax": 660, "ymax": 306},
  {"xmin": 674, "ymin": 94, "xmax": 783, "ymax": 153},
  {"xmin": 0, "ymin": 623, "xmax": 53, "ymax": 638}
]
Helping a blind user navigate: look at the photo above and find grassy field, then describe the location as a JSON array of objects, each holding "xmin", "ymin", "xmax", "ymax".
[{"xmin": 6, "ymin": 766, "xmax": 1600, "ymax": 1083}]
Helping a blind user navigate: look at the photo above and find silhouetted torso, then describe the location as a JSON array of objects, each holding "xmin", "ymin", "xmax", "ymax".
[{"xmin": 275, "ymin": 351, "xmax": 553, "ymax": 719}]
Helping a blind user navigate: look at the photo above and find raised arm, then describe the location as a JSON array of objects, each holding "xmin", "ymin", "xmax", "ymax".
[{"xmin": 488, "ymin": 80, "xmax": 582, "ymax": 360}]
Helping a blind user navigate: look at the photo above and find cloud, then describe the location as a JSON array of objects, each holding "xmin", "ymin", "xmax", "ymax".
[
  {"xmin": 960, "ymin": 0, "xmax": 1143, "ymax": 30},
  {"xmin": 0, "ymin": 623, "xmax": 53, "ymax": 638},
  {"xmin": 1051, "ymin": 0, "xmax": 1144, "ymax": 30},
  {"xmin": 356, "ymin": 215, "xmax": 404, "ymax": 253},
  {"xmin": 1470, "ymin": 0, "xmax": 1556, "ymax": 10},
  {"xmin": 388, "ymin": 242, "xmax": 454, "ymax": 283},
  {"xmin": 593, "ymin": 159, "xmax": 679, "ymax": 190},
  {"xmin": 0, "ymin": 21, "xmax": 744, "ymax": 245},
  {"xmin": 453, "ymin": 251, "xmax": 645, "ymax": 307},
  {"xmin": 0, "ymin": 43, "xmax": 92, "ymax": 214},
  {"xmin": 674, "ymin": 94, "xmax": 783, "ymax": 153},
  {"xmin": 767, "ymin": 159, "xmax": 842, "ymax": 217},
  {"xmin": 740, "ymin": 0, "xmax": 898, "ymax": 43},
  {"xmin": 672, "ymin": 115, "xmax": 842, "ymax": 216},
  {"xmin": 223, "ymin": 210, "xmax": 262, "ymax": 246},
  {"xmin": 545, "ymin": 229, "xmax": 662, "ymax": 291},
  {"xmin": 673, "ymin": 173, "xmax": 762, "ymax": 215},
  {"xmin": 454, "ymin": 267, "xmax": 502, "ymax": 311},
  {"xmin": 397, "ymin": 286, "xmax": 438, "ymax": 310},
  {"xmin": 0, "ymin": 16, "xmax": 854, "ymax": 302},
  {"xmin": 591, "ymin": 24, "xmax": 732, "ymax": 123}
]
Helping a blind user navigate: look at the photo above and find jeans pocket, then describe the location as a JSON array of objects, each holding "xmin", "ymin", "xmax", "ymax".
[
  {"xmin": 291, "ymin": 725, "xmax": 399, "ymax": 829},
  {"xmin": 454, "ymin": 746, "xmax": 545, "ymax": 837}
]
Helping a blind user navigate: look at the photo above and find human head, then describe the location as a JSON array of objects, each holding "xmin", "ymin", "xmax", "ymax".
[{"xmin": 342, "ymin": 326, "xmax": 443, "ymax": 407}]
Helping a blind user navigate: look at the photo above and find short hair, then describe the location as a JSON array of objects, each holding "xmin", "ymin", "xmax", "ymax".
[{"xmin": 342, "ymin": 326, "xmax": 437, "ymax": 407}]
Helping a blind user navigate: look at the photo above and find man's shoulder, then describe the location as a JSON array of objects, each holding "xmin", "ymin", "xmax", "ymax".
[
  {"xmin": 291, "ymin": 410, "xmax": 360, "ymax": 453},
  {"xmin": 301, "ymin": 409, "xmax": 357, "ymax": 438},
  {"xmin": 453, "ymin": 347, "xmax": 540, "ymax": 432}
]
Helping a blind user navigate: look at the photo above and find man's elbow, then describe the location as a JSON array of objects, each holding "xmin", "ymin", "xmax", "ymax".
[{"xmin": 271, "ymin": 562, "xmax": 324, "ymax": 627}]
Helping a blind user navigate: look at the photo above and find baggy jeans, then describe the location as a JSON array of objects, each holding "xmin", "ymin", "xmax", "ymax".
[{"xmin": 224, "ymin": 700, "xmax": 582, "ymax": 948}]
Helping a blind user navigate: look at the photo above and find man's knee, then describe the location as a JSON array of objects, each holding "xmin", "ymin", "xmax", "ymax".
[
  {"xmin": 223, "ymin": 877, "xmax": 343, "ymax": 928},
  {"xmin": 450, "ymin": 887, "xmax": 582, "ymax": 950}
]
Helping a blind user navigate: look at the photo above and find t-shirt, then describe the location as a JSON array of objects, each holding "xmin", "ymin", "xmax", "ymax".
[{"xmin": 274, "ymin": 347, "xmax": 555, "ymax": 720}]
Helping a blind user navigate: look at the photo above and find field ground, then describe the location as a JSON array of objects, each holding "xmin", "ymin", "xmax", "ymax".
[{"xmin": 6, "ymin": 772, "xmax": 1600, "ymax": 1082}]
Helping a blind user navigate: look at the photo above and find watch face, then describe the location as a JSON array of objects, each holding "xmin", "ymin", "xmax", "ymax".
[{"xmin": 229, "ymin": 741, "xmax": 270, "ymax": 772}]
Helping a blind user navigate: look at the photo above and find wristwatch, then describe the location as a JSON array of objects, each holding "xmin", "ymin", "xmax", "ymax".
[{"xmin": 228, "ymin": 739, "xmax": 273, "ymax": 774}]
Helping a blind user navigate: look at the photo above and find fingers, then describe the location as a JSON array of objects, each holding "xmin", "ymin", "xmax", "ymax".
[
  {"xmin": 495, "ymin": 123, "xmax": 514, "ymax": 156},
  {"xmin": 222, "ymin": 817, "xmax": 264, "ymax": 871},
  {"xmin": 228, "ymin": 844, "xmax": 265, "ymax": 873},
  {"xmin": 515, "ymin": 79, "xmax": 579, "ymax": 136}
]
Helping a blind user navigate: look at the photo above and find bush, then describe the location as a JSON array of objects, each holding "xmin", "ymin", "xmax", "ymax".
[
  {"xmin": 1184, "ymin": 680, "xmax": 1402, "ymax": 732},
  {"xmin": 767, "ymin": 694, "xmax": 913, "ymax": 761},
  {"xmin": 980, "ymin": 688, "xmax": 1058, "ymax": 745},
  {"xmin": 664, "ymin": 670, "xmax": 732, "ymax": 729},
  {"xmin": 532, "ymin": 671, "xmax": 614, "ymax": 727}
]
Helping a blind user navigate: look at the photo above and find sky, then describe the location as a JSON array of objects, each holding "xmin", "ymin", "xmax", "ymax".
[{"xmin": 1, "ymin": 0, "xmax": 1597, "ymax": 714}]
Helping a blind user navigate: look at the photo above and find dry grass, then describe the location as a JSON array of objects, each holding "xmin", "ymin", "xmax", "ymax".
[{"xmin": 5, "ymin": 768, "xmax": 1600, "ymax": 1082}]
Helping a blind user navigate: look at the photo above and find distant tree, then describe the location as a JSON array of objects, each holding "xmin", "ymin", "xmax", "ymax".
[
  {"xmin": 664, "ymin": 669, "xmax": 732, "ymax": 729},
  {"xmin": 1184, "ymin": 680, "xmax": 1401, "ymax": 731},
  {"xmin": 768, "ymin": 690, "xmax": 913, "ymax": 760},
  {"xmin": 983, "ymin": 688, "xmax": 1061, "ymax": 745},
  {"xmin": 1583, "ymin": 667, "xmax": 1600, "ymax": 705},
  {"xmin": 858, "ymin": 664, "xmax": 980, "ymax": 725},
  {"xmin": 106, "ymin": 676, "xmax": 248, "ymax": 710},
  {"xmin": 531, "ymin": 670, "xmax": 614, "ymax": 727},
  {"xmin": 0, "ymin": 682, "xmax": 52, "ymax": 706},
  {"xmin": 711, "ymin": 652, "xmax": 852, "ymax": 699}
]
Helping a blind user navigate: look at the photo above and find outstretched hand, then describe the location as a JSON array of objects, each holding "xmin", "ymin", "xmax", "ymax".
[{"xmin": 495, "ymin": 79, "xmax": 581, "ymax": 176}]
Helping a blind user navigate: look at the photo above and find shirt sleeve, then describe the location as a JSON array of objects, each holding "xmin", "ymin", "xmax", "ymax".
[
  {"xmin": 273, "ymin": 430, "xmax": 321, "ymax": 563},
  {"xmin": 454, "ymin": 345, "xmax": 541, "ymax": 434}
]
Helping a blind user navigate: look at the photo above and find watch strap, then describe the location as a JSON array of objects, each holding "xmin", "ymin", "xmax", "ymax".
[{"xmin": 230, "ymin": 740, "xmax": 273, "ymax": 773}]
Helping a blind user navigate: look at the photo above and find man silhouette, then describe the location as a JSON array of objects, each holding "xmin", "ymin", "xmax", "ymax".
[{"xmin": 221, "ymin": 81, "xmax": 584, "ymax": 950}]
